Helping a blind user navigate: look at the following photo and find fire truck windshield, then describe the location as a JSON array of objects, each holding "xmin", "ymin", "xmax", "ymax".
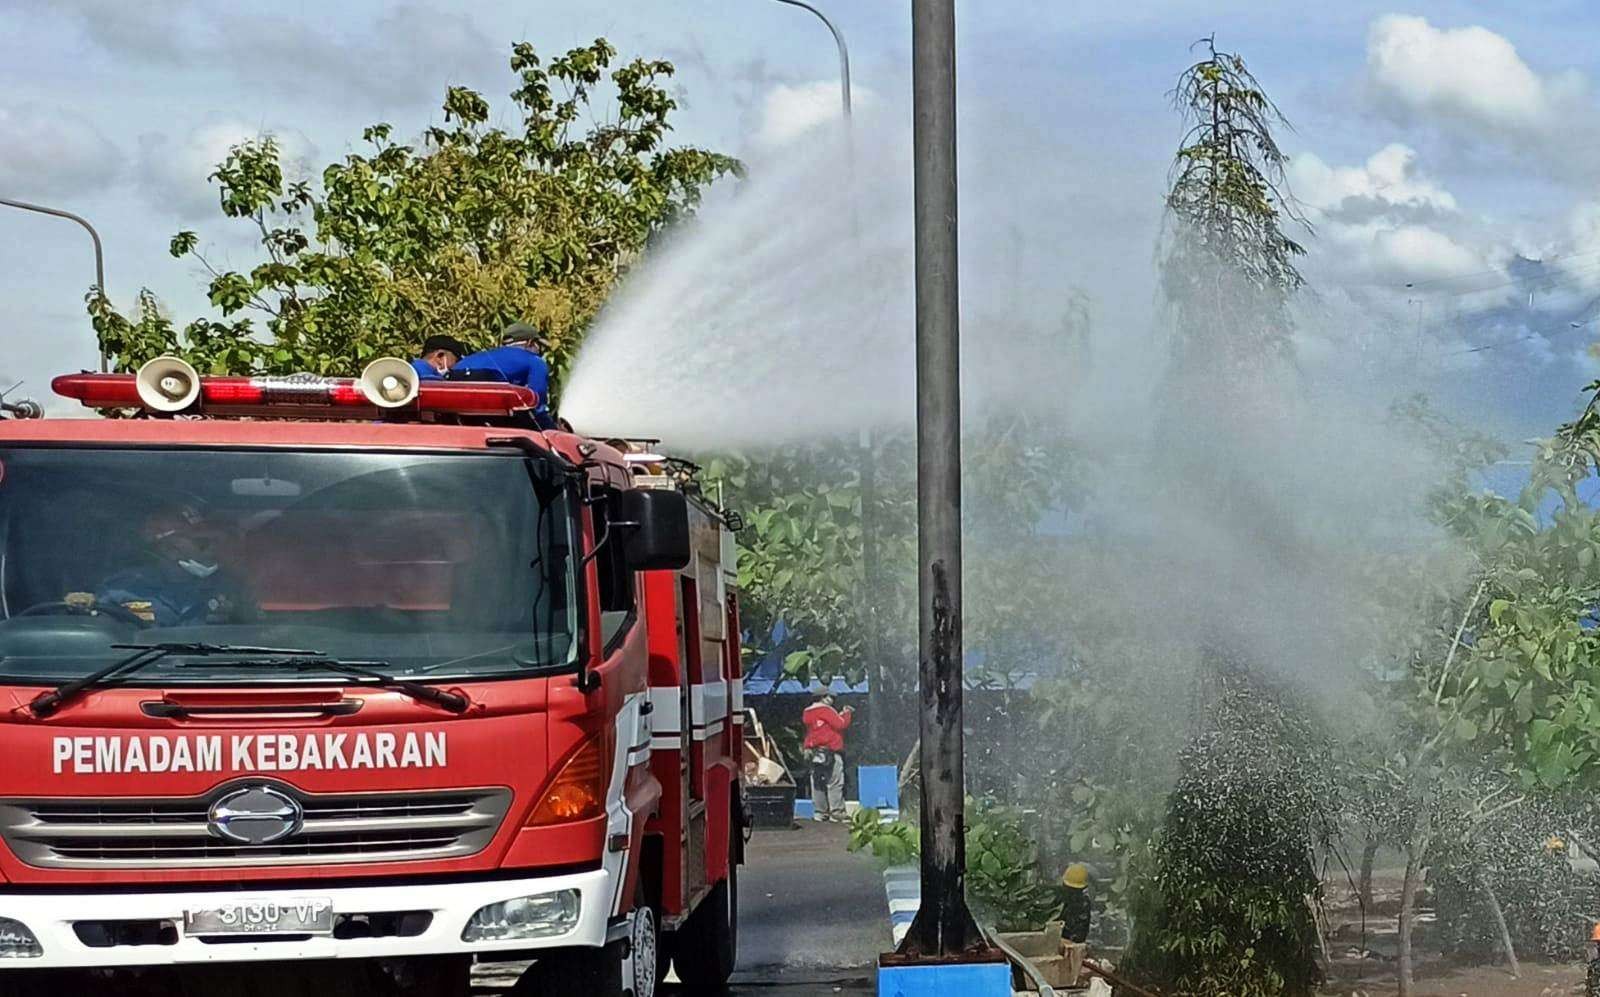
[{"xmin": 0, "ymin": 446, "xmax": 579, "ymax": 683}]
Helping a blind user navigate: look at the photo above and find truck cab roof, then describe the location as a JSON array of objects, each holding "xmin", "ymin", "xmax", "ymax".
[{"xmin": 0, "ymin": 419, "xmax": 631, "ymax": 482}]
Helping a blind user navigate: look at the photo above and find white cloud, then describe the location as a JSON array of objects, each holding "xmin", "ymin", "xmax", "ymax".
[
  {"xmin": 1370, "ymin": 224, "xmax": 1483, "ymax": 279},
  {"xmin": 0, "ymin": 104, "xmax": 121, "ymax": 199},
  {"xmin": 136, "ymin": 123, "xmax": 317, "ymax": 221},
  {"xmin": 1526, "ymin": 199, "xmax": 1600, "ymax": 298},
  {"xmin": 1289, "ymin": 144, "xmax": 1491, "ymax": 286},
  {"xmin": 1366, "ymin": 14, "xmax": 1586, "ymax": 134},
  {"xmin": 754, "ymin": 81, "xmax": 872, "ymax": 149},
  {"xmin": 1290, "ymin": 143, "xmax": 1455, "ymax": 214},
  {"xmin": 1565, "ymin": 199, "xmax": 1600, "ymax": 258}
]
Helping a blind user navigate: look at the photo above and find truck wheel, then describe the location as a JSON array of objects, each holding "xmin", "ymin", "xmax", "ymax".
[
  {"xmin": 512, "ymin": 901, "xmax": 658, "ymax": 997},
  {"xmin": 670, "ymin": 860, "xmax": 738, "ymax": 990},
  {"xmin": 511, "ymin": 943, "xmax": 623, "ymax": 996},
  {"xmin": 624, "ymin": 903, "xmax": 660, "ymax": 997}
]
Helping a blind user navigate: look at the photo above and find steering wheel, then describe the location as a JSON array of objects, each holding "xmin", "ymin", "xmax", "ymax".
[{"xmin": 15, "ymin": 600, "xmax": 151, "ymax": 628}]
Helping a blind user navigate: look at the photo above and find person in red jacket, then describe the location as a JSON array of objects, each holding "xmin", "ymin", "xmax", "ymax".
[{"xmin": 802, "ymin": 692, "xmax": 854, "ymax": 821}]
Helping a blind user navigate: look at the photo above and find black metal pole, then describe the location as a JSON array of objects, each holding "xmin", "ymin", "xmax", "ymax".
[
  {"xmin": 0, "ymin": 196, "xmax": 108, "ymax": 372},
  {"xmin": 899, "ymin": 0, "xmax": 983, "ymax": 958}
]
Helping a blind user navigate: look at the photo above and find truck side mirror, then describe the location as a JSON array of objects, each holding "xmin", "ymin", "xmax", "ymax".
[{"xmin": 616, "ymin": 488, "xmax": 691, "ymax": 571}]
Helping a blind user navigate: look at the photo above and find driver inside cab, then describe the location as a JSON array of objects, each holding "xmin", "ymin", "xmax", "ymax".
[{"xmin": 82, "ymin": 505, "xmax": 254, "ymax": 627}]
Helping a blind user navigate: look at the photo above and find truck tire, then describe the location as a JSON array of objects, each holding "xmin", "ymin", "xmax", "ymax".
[
  {"xmin": 669, "ymin": 859, "xmax": 737, "ymax": 990},
  {"xmin": 626, "ymin": 902, "xmax": 661, "ymax": 997},
  {"xmin": 511, "ymin": 905, "xmax": 658, "ymax": 997},
  {"xmin": 511, "ymin": 943, "xmax": 622, "ymax": 996}
]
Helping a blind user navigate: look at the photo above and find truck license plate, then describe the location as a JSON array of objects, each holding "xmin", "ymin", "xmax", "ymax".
[{"xmin": 184, "ymin": 899, "xmax": 334, "ymax": 936}]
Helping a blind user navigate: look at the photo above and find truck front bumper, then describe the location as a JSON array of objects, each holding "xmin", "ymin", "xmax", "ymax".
[{"xmin": 0, "ymin": 869, "xmax": 611, "ymax": 969}]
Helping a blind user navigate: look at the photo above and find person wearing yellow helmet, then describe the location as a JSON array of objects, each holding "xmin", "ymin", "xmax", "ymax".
[{"xmin": 1059, "ymin": 863, "xmax": 1092, "ymax": 944}]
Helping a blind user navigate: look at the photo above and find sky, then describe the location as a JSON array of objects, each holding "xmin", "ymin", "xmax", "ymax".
[{"xmin": 2, "ymin": 1, "xmax": 1599, "ymax": 435}]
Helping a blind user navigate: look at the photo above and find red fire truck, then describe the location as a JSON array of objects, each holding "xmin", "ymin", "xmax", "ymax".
[{"xmin": 0, "ymin": 358, "xmax": 745, "ymax": 997}]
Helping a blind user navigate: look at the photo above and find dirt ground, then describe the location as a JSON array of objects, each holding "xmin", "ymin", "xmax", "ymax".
[
  {"xmin": 1316, "ymin": 872, "xmax": 1590, "ymax": 996},
  {"xmin": 1321, "ymin": 962, "xmax": 1583, "ymax": 996}
]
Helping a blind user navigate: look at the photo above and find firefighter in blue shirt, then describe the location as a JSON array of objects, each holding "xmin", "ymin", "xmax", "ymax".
[
  {"xmin": 410, "ymin": 334, "xmax": 468, "ymax": 381},
  {"xmin": 91, "ymin": 506, "xmax": 253, "ymax": 627},
  {"xmin": 451, "ymin": 323, "xmax": 554, "ymax": 427}
]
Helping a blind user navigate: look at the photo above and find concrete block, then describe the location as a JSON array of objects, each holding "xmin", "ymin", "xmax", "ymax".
[
  {"xmin": 1026, "ymin": 943, "xmax": 1084, "ymax": 988},
  {"xmin": 877, "ymin": 962, "xmax": 1012, "ymax": 997},
  {"xmin": 995, "ymin": 922, "xmax": 1062, "ymax": 958},
  {"xmin": 858, "ymin": 764, "xmax": 900, "ymax": 810}
]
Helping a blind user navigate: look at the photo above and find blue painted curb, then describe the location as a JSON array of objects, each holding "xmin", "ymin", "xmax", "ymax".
[
  {"xmin": 878, "ymin": 867, "xmax": 1014, "ymax": 995},
  {"xmin": 878, "ymin": 962, "xmax": 1012, "ymax": 997},
  {"xmin": 883, "ymin": 865, "xmax": 920, "ymax": 946}
]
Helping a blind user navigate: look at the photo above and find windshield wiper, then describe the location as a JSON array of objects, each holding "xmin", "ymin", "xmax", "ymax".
[
  {"xmin": 182, "ymin": 657, "xmax": 471, "ymax": 714},
  {"xmin": 28, "ymin": 643, "xmax": 324, "ymax": 718}
]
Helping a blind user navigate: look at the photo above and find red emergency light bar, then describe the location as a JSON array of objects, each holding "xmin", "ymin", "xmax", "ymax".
[{"xmin": 51, "ymin": 373, "xmax": 539, "ymax": 418}]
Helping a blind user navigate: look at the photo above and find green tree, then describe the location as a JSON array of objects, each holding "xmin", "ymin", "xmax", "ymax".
[
  {"xmin": 711, "ymin": 443, "xmax": 916, "ymax": 690},
  {"xmin": 1386, "ymin": 386, "xmax": 1600, "ymax": 990},
  {"xmin": 1126, "ymin": 38, "xmax": 1326, "ymax": 996},
  {"xmin": 90, "ymin": 39, "xmax": 740, "ymax": 381},
  {"xmin": 1160, "ymin": 35, "xmax": 1307, "ymax": 382},
  {"xmin": 1124, "ymin": 663, "xmax": 1332, "ymax": 997},
  {"xmin": 1319, "ymin": 391, "xmax": 1600, "ymax": 993}
]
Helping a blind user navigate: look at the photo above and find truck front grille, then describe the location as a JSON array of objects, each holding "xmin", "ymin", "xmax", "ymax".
[{"xmin": 0, "ymin": 786, "xmax": 512, "ymax": 869}]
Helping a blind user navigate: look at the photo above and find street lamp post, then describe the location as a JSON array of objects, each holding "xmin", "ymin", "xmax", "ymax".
[
  {"xmin": 770, "ymin": 0, "xmax": 897, "ymax": 769},
  {"xmin": 899, "ymin": 0, "xmax": 985, "ymax": 959},
  {"xmin": 771, "ymin": 0, "xmax": 852, "ymax": 118},
  {"xmin": 0, "ymin": 197, "xmax": 108, "ymax": 371}
]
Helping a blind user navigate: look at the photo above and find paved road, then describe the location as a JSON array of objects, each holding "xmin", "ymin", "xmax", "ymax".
[
  {"xmin": 715, "ymin": 819, "xmax": 885, "ymax": 995},
  {"xmin": 479, "ymin": 820, "xmax": 885, "ymax": 994}
]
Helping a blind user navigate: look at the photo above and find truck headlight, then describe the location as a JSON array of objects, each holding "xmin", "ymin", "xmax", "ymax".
[
  {"xmin": 0, "ymin": 918, "xmax": 41, "ymax": 958},
  {"xmin": 462, "ymin": 890, "xmax": 580, "ymax": 942}
]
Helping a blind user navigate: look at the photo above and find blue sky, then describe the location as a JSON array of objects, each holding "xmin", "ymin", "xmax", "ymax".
[{"xmin": 2, "ymin": 1, "xmax": 1599, "ymax": 436}]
